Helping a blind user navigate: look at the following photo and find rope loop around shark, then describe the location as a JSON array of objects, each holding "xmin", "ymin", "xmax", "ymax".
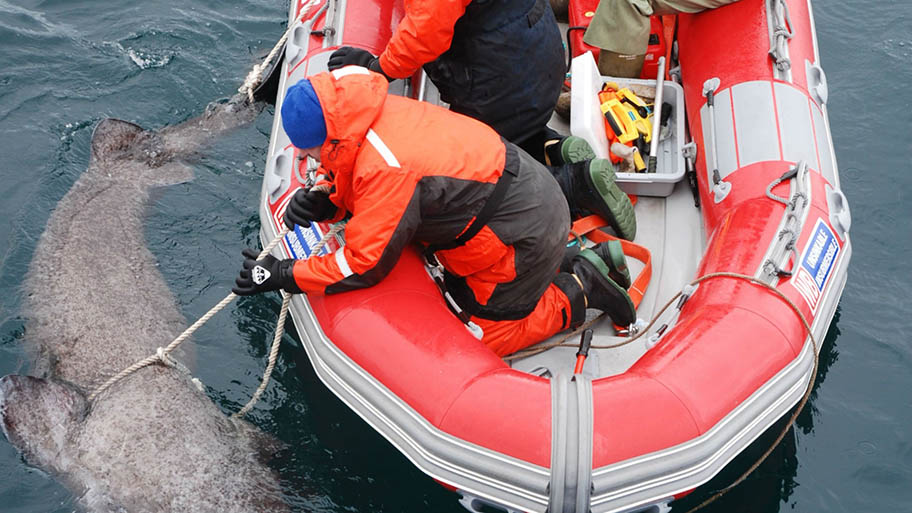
[{"xmin": 86, "ymin": 221, "xmax": 345, "ymax": 418}]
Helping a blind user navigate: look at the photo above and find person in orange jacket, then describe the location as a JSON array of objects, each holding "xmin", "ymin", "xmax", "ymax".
[
  {"xmin": 233, "ymin": 69, "xmax": 636, "ymax": 356},
  {"xmin": 324, "ymin": 0, "xmax": 567, "ymax": 164}
]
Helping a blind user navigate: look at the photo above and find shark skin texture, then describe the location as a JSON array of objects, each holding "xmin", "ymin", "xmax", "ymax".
[{"xmin": 0, "ymin": 97, "xmax": 292, "ymax": 513}]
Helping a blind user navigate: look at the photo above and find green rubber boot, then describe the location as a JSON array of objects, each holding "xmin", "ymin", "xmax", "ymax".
[
  {"xmin": 583, "ymin": 159, "xmax": 636, "ymax": 240},
  {"xmin": 544, "ymin": 135, "xmax": 596, "ymax": 166},
  {"xmin": 589, "ymin": 240, "xmax": 631, "ymax": 289},
  {"xmin": 572, "ymin": 248, "xmax": 636, "ymax": 326},
  {"xmin": 560, "ymin": 136, "xmax": 596, "ymax": 164},
  {"xmin": 552, "ymin": 159, "xmax": 637, "ymax": 240},
  {"xmin": 561, "ymin": 240, "xmax": 631, "ymax": 289}
]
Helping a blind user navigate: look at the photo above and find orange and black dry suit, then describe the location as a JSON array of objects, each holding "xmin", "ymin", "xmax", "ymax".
[
  {"xmin": 376, "ymin": 0, "xmax": 564, "ymax": 146},
  {"xmin": 288, "ymin": 69, "xmax": 583, "ymax": 356}
]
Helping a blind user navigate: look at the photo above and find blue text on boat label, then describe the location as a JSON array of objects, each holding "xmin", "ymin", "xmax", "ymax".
[{"xmin": 791, "ymin": 218, "xmax": 840, "ymax": 314}]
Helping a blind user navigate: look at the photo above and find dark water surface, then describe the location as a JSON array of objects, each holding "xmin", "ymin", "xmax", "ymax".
[{"xmin": 1, "ymin": 0, "xmax": 910, "ymax": 511}]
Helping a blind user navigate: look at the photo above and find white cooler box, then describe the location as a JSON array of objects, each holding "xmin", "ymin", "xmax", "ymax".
[{"xmin": 570, "ymin": 52, "xmax": 685, "ymax": 197}]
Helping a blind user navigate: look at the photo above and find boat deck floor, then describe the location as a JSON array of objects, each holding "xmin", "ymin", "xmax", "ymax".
[{"xmin": 509, "ymin": 115, "xmax": 706, "ymax": 380}]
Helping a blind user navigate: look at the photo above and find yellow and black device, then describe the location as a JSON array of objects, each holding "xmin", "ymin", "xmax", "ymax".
[{"xmin": 599, "ymin": 83, "xmax": 653, "ymax": 172}]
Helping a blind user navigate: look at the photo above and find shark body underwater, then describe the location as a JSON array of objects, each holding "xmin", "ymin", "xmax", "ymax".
[{"xmin": 0, "ymin": 96, "xmax": 291, "ymax": 512}]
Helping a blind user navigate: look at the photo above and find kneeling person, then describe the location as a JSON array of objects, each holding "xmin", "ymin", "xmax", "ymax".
[{"xmin": 234, "ymin": 69, "xmax": 635, "ymax": 356}]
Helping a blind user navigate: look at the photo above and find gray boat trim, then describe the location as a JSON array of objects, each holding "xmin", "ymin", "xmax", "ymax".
[
  {"xmin": 805, "ymin": 0, "xmax": 821, "ymax": 65},
  {"xmin": 550, "ymin": 375, "xmax": 594, "ymax": 512},
  {"xmin": 287, "ymin": 295, "xmax": 554, "ymax": 511}
]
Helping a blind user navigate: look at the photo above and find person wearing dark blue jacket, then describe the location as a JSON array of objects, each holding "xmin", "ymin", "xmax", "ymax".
[{"xmin": 325, "ymin": 0, "xmax": 568, "ymax": 163}]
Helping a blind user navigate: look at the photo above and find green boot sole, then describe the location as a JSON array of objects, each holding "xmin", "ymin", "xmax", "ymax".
[
  {"xmin": 584, "ymin": 159, "xmax": 637, "ymax": 241},
  {"xmin": 561, "ymin": 136, "xmax": 597, "ymax": 164}
]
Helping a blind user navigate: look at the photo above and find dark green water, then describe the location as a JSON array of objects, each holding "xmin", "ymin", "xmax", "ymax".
[{"xmin": 1, "ymin": 0, "xmax": 909, "ymax": 511}]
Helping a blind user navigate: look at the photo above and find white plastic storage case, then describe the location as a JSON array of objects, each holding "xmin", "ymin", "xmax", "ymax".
[{"xmin": 570, "ymin": 52, "xmax": 685, "ymax": 197}]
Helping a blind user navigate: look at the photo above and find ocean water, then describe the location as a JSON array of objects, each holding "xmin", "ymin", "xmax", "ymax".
[{"xmin": 0, "ymin": 0, "xmax": 909, "ymax": 511}]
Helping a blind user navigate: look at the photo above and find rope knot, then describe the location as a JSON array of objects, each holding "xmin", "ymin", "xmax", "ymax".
[{"xmin": 156, "ymin": 347, "xmax": 177, "ymax": 367}]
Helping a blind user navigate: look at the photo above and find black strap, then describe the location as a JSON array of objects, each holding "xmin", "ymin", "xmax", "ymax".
[{"xmin": 425, "ymin": 144, "xmax": 519, "ymax": 257}]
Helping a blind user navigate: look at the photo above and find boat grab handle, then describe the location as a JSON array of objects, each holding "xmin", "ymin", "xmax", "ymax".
[{"xmin": 806, "ymin": 61, "xmax": 829, "ymax": 105}]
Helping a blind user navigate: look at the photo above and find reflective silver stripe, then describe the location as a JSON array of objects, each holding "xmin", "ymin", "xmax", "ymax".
[
  {"xmin": 331, "ymin": 66, "xmax": 370, "ymax": 79},
  {"xmin": 775, "ymin": 82, "xmax": 819, "ymax": 171},
  {"xmin": 334, "ymin": 249, "xmax": 353, "ymax": 277},
  {"xmin": 366, "ymin": 128, "xmax": 401, "ymax": 168},
  {"xmin": 731, "ymin": 81, "xmax": 781, "ymax": 168}
]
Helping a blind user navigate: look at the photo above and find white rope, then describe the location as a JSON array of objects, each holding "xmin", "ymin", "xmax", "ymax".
[
  {"xmin": 88, "ymin": 214, "xmax": 346, "ymax": 417},
  {"xmin": 238, "ymin": 0, "xmax": 323, "ymax": 102},
  {"xmin": 88, "ymin": 227, "xmax": 291, "ymax": 403},
  {"xmin": 234, "ymin": 220, "xmax": 344, "ymax": 418}
]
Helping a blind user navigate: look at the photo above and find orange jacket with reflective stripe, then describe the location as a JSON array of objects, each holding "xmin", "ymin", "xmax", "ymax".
[{"xmin": 289, "ymin": 69, "xmax": 509, "ymax": 294}]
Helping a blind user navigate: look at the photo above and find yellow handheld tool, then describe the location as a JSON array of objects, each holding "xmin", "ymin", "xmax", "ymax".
[
  {"xmin": 599, "ymin": 83, "xmax": 653, "ymax": 172},
  {"xmin": 600, "ymin": 97, "xmax": 639, "ymax": 144}
]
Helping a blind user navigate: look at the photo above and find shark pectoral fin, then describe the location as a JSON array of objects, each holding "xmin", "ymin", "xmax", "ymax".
[
  {"xmin": 152, "ymin": 162, "xmax": 195, "ymax": 186},
  {"xmin": 0, "ymin": 375, "xmax": 86, "ymax": 469},
  {"xmin": 90, "ymin": 118, "xmax": 145, "ymax": 163},
  {"xmin": 230, "ymin": 416, "xmax": 287, "ymax": 462}
]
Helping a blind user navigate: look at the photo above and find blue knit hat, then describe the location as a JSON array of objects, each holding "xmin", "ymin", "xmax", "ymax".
[{"xmin": 281, "ymin": 79, "xmax": 327, "ymax": 149}]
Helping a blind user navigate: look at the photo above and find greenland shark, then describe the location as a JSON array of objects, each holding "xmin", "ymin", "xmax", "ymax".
[{"xmin": 0, "ymin": 96, "xmax": 290, "ymax": 512}]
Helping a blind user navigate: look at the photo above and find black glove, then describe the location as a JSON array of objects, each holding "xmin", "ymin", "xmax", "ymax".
[
  {"xmin": 327, "ymin": 46, "xmax": 393, "ymax": 81},
  {"xmin": 283, "ymin": 188, "xmax": 338, "ymax": 228},
  {"xmin": 328, "ymin": 46, "xmax": 376, "ymax": 70},
  {"xmin": 233, "ymin": 248, "xmax": 302, "ymax": 296}
]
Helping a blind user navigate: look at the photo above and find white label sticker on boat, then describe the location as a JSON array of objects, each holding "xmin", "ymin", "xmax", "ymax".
[
  {"xmin": 791, "ymin": 219, "xmax": 840, "ymax": 314},
  {"xmin": 274, "ymin": 193, "xmax": 343, "ymax": 260},
  {"xmin": 285, "ymin": 223, "xmax": 331, "ymax": 259}
]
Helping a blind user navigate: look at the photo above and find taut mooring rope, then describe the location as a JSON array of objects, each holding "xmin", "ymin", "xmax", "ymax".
[{"xmin": 238, "ymin": 0, "xmax": 322, "ymax": 102}]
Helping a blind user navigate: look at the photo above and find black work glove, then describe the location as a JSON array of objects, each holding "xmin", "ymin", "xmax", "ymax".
[
  {"xmin": 233, "ymin": 248, "xmax": 302, "ymax": 296},
  {"xmin": 327, "ymin": 46, "xmax": 394, "ymax": 81},
  {"xmin": 283, "ymin": 188, "xmax": 338, "ymax": 228},
  {"xmin": 328, "ymin": 46, "xmax": 375, "ymax": 69}
]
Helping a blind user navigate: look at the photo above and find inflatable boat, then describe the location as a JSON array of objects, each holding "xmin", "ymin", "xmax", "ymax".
[{"xmin": 256, "ymin": 0, "xmax": 851, "ymax": 511}]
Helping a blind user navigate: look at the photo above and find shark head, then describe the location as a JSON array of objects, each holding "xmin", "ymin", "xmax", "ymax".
[
  {"xmin": 0, "ymin": 375, "xmax": 86, "ymax": 472},
  {"xmin": 88, "ymin": 118, "xmax": 194, "ymax": 188},
  {"xmin": 87, "ymin": 95, "xmax": 261, "ymax": 189}
]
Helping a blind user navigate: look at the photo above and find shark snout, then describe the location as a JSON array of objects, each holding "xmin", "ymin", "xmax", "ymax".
[
  {"xmin": 0, "ymin": 374, "xmax": 21, "ymax": 408},
  {"xmin": 0, "ymin": 375, "xmax": 26, "ymax": 443}
]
